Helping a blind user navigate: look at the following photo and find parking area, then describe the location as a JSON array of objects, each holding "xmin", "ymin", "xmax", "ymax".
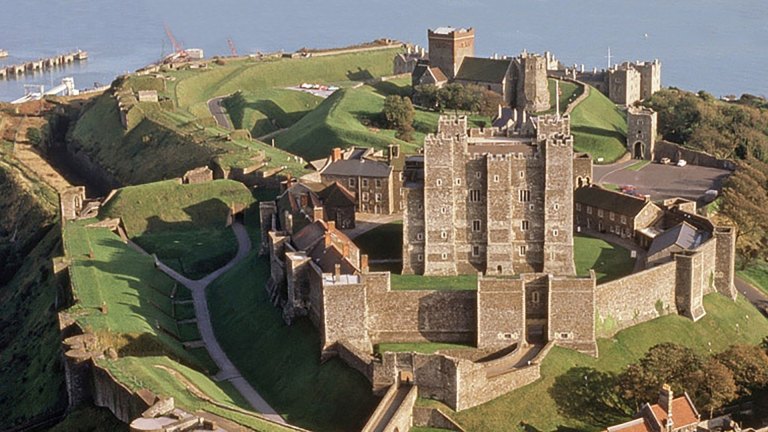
[{"xmin": 594, "ymin": 160, "xmax": 732, "ymax": 203}]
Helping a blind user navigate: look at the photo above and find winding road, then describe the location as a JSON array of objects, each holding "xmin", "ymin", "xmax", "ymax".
[
  {"xmin": 208, "ymin": 96, "xmax": 233, "ymax": 130},
  {"xmin": 133, "ymin": 223, "xmax": 285, "ymax": 424}
]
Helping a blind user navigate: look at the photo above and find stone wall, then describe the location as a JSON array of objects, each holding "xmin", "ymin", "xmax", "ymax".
[
  {"xmin": 595, "ymin": 261, "xmax": 677, "ymax": 337},
  {"xmin": 412, "ymin": 407, "xmax": 465, "ymax": 431},
  {"xmin": 654, "ymin": 140, "xmax": 736, "ymax": 170},
  {"xmin": 320, "ymin": 276, "xmax": 370, "ymax": 352},
  {"xmin": 476, "ymin": 276, "xmax": 524, "ymax": 349},
  {"xmin": 92, "ymin": 362, "xmax": 155, "ymax": 423},
  {"xmin": 549, "ymin": 274, "xmax": 597, "ymax": 355}
]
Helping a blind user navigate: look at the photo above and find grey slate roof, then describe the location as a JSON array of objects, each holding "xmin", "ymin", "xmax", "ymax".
[
  {"xmin": 455, "ymin": 57, "xmax": 512, "ymax": 83},
  {"xmin": 574, "ymin": 186, "xmax": 652, "ymax": 217},
  {"xmin": 647, "ymin": 222, "xmax": 709, "ymax": 257},
  {"xmin": 322, "ymin": 159, "xmax": 392, "ymax": 178}
]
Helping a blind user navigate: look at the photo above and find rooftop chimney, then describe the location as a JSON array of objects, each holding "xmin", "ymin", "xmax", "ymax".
[
  {"xmin": 324, "ymin": 229, "xmax": 332, "ymax": 247},
  {"xmin": 334, "ymin": 263, "xmax": 341, "ymax": 281},
  {"xmin": 342, "ymin": 241, "xmax": 349, "ymax": 258},
  {"xmin": 285, "ymin": 212, "xmax": 293, "ymax": 233},
  {"xmin": 361, "ymin": 254, "xmax": 369, "ymax": 273},
  {"xmin": 313, "ymin": 206, "xmax": 324, "ymax": 221},
  {"xmin": 659, "ymin": 384, "xmax": 674, "ymax": 431},
  {"xmin": 331, "ymin": 147, "xmax": 342, "ymax": 162}
]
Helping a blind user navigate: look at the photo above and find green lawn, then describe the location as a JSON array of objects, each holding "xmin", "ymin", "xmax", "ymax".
[
  {"xmin": 446, "ymin": 293, "xmax": 768, "ymax": 431},
  {"xmin": 206, "ymin": 248, "xmax": 379, "ymax": 432},
  {"xmin": 390, "ymin": 274, "xmax": 478, "ymax": 291},
  {"xmin": 375, "ymin": 342, "xmax": 474, "ymax": 355},
  {"xmin": 100, "ymin": 179, "xmax": 254, "ymax": 279},
  {"xmin": 223, "ymin": 89, "xmax": 323, "ymax": 138},
  {"xmin": 738, "ymin": 261, "xmax": 768, "ymax": 296},
  {"xmin": 539, "ymin": 79, "xmax": 584, "ymax": 115},
  {"xmin": 569, "ymin": 86, "xmax": 628, "ymax": 163},
  {"xmin": 353, "ymin": 221, "xmax": 403, "ymax": 260},
  {"xmin": 574, "ymin": 233, "xmax": 635, "ymax": 283}
]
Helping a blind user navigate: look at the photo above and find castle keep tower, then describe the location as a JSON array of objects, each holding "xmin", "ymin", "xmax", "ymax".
[
  {"xmin": 402, "ymin": 114, "xmax": 576, "ymax": 276},
  {"xmin": 633, "ymin": 59, "xmax": 661, "ymax": 101},
  {"xmin": 516, "ymin": 53, "xmax": 550, "ymax": 112},
  {"xmin": 627, "ymin": 107, "xmax": 657, "ymax": 160},
  {"xmin": 608, "ymin": 65, "xmax": 641, "ymax": 106},
  {"xmin": 427, "ymin": 27, "xmax": 475, "ymax": 80}
]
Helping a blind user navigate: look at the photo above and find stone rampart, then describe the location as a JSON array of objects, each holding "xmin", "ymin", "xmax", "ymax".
[
  {"xmin": 655, "ymin": 140, "xmax": 736, "ymax": 170},
  {"xmin": 596, "ymin": 261, "xmax": 676, "ymax": 337},
  {"xmin": 92, "ymin": 361, "xmax": 155, "ymax": 423},
  {"xmin": 412, "ymin": 407, "xmax": 466, "ymax": 431}
]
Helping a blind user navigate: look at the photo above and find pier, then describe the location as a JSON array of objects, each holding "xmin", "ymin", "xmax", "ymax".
[{"xmin": 1, "ymin": 50, "xmax": 88, "ymax": 80}]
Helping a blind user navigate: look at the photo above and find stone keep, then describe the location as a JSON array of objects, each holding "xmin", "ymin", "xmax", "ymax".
[
  {"xmin": 627, "ymin": 107, "xmax": 657, "ymax": 160},
  {"xmin": 516, "ymin": 53, "xmax": 550, "ymax": 112},
  {"xmin": 403, "ymin": 114, "xmax": 576, "ymax": 276},
  {"xmin": 427, "ymin": 27, "xmax": 475, "ymax": 80}
]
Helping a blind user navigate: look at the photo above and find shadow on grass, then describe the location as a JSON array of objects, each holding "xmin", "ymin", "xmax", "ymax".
[
  {"xmin": 548, "ymin": 366, "xmax": 630, "ymax": 426},
  {"xmin": 370, "ymin": 80, "xmax": 412, "ymax": 97},
  {"xmin": 346, "ymin": 68, "xmax": 374, "ymax": 82}
]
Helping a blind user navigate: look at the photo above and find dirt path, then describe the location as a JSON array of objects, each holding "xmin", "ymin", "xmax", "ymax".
[{"xmin": 132, "ymin": 223, "xmax": 285, "ymax": 424}]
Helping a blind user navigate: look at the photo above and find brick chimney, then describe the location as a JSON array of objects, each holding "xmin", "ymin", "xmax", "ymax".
[
  {"xmin": 659, "ymin": 384, "xmax": 674, "ymax": 432},
  {"xmin": 324, "ymin": 229, "xmax": 332, "ymax": 247},
  {"xmin": 313, "ymin": 206, "xmax": 324, "ymax": 221},
  {"xmin": 327, "ymin": 220, "xmax": 336, "ymax": 231},
  {"xmin": 334, "ymin": 263, "xmax": 341, "ymax": 281},
  {"xmin": 285, "ymin": 213, "xmax": 293, "ymax": 233},
  {"xmin": 361, "ymin": 254, "xmax": 369, "ymax": 273},
  {"xmin": 331, "ymin": 147, "xmax": 342, "ymax": 162},
  {"xmin": 342, "ymin": 241, "xmax": 349, "ymax": 258}
]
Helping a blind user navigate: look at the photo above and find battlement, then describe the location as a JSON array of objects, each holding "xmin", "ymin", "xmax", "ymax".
[
  {"xmin": 427, "ymin": 27, "xmax": 475, "ymax": 38},
  {"xmin": 549, "ymin": 133, "xmax": 574, "ymax": 147},
  {"xmin": 628, "ymin": 106, "xmax": 656, "ymax": 116}
]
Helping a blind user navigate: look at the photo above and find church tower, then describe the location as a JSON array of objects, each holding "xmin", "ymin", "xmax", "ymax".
[{"xmin": 427, "ymin": 27, "xmax": 475, "ymax": 80}]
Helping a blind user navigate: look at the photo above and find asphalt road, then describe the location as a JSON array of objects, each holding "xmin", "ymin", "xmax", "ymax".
[
  {"xmin": 736, "ymin": 276, "xmax": 768, "ymax": 309},
  {"xmin": 208, "ymin": 96, "xmax": 232, "ymax": 130}
]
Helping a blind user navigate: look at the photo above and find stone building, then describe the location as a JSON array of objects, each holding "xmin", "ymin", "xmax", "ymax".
[
  {"xmin": 317, "ymin": 182, "xmax": 356, "ymax": 229},
  {"xmin": 454, "ymin": 57, "xmax": 515, "ymax": 105},
  {"xmin": 412, "ymin": 62, "xmax": 448, "ymax": 88},
  {"xmin": 607, "ymin": 384, "xmax": 700, "ymax": 432},
  {"xmin": 427, "ymin": 27, "xmax": 475, "ymax": 80},
  {"xmin": 516, "ymin": 52, "xmax": 550, "ymax": 112},
  {"xmin": 393, "ymin": 46, "xmax": 427, "ymax": 75},
  {"xmin": 607, "ymin": 60, "xmax": 661, "ymax": 106},
  {"xmin": 318, "ymin": 146, "xmax": 405, "ymax": 215},
  {"xmin": 627, "ymin": 107, "xmax": 658, "ymax": 160},
  {"xmin": 402, "ymin": 114, "xmax": 581, "ymax": 276},
  {"xmin": 574, "ymin": 185, "xmax": 663, "ymax": 239}
]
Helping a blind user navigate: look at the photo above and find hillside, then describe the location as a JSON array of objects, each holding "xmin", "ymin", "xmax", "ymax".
[
  {"xmin": 223, "ymin": 89, "xmax": 323, "ymax": 138},
  {"xmin": 569, "ymin": 85, "xmax": 628, "ymax": 163}
]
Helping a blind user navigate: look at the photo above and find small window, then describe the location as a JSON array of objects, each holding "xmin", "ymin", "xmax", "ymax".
[
  {"xmin": 362, "ymin": 178, "xmax": 369, "ymax": 188},
  {"xmin": 456, "ymin": 178, "xmax": 462, "ymax": 186},
  {"xmin": 349, "ymin": 178, "xmax": 356, "ymax": 187},
  {"xmin": 472, "ymin": 245, "xmax": 480, "ymax": 257},
  {"xmin": 441, "ymin": 206, "xmax": 448, "ymax": 214},
  {"xmin": 532, "ymin": 291, "xmax": 540, "ymax": 304},
  {"xmin": 519, "ymin": 171, "xmax": 525, "ymax": 178},
  {"xmin": 521, "ymin": 220, "xmax": 529, "ymax": 231},
  {"xmin": 621, "ymin": 215, "xmax": 627, "ymax": 224},
  {"xmin": 416, "ymin": 233, "xmax": 423, "ymax": 241},
  {"xmin": 440, "ymin": 230, "xmax": 447, "ymax": 239},
  {"xmin": 362, "ymin": 192, "xmax": 369, "ymax": 201},
  {"xmin": 598, "ymin": 209, "xmax": 604, "ymax": 217},
  {"xmin": 554, "ymin": 203, "xmax": 559, "ymax": 211},
  {"xmin": 553, "ymin": 229, "xmax": 559, "ymax": 237},
  {"xmin": 375, "ymin": 179, "xmax": 382, "ymax": 188},
  {"xmin": 399, "ymin": 172, "xmax": 404, "ymax": 181},
  {"xmin": 469, "ymin": 190, "xmax": 481, "ymax": 202},
  {"xmin": 472, "ymin": 220, "xmax": 481, "ymax": 232},
  {"xmin": 417, "ymin": 254, "xmax": 424, "ymax": 262},
  {"xmin": 519, "ymin": 190, "xmax": 531, "ymax": 202},
  {"xmin": 375, "ymin": 193, "xmax": 382, "ymax": 202},
  {"xmin": 576, "ymin": 203, "xmax": 582, "ymax": 211},
  {"xmin": 494, "ymin": 175, "xmax": 500, "ymax": 183},
  {"xmin": 609, "ymin": 212, "xmax": 615, "ymax": 221},
  {"xmin": 587, "ymin": 206, "xmax": 593, "ymax": 215},
  {"xmin": 529, "ymin": 204, "xmax": 535, "ymax": 211},
  {"xmin": 441, "ymin": 252, "xmax": 448, "ymax": 260},
  {"xmin": 418, "ymin": 203, "xmax": 423, "ymax": 211},
  {"xmin": 475, "ymin": 172, "xmax": 482, "ymax": 179},
  {"xmin": 519, "ymin": 245, "xmax": 527, "ymax": 256},
  {"xmin": 436, "ymin": 179, "xmax": 443, "ymax": 187}
]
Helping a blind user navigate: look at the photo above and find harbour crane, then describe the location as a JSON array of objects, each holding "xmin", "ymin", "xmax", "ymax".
[
  {"xmin": 227, "ymin": 37, "xmax": 238, "ymax": 57},
  {"xmin": 164, "ymin": 23, "xmax": 187, "ymax": 61}
]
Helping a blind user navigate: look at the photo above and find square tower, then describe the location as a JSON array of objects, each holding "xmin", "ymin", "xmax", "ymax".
[
  {"xmin": 633, "ymin": 59, "xmax": 661, "ymax": 101},
  {"xmin": 427, "ymin": 27, "xmax": 475, "ymax": 80},
  {"xmin": 627, "ymin": 107, "xmax": 657, "ymax": 160},
  {"xmin": 515, "ymin": 53, "xmax": 550, "ymax": 112},
  {"xmin": 608, "ymin": 65, "xmax": 641, "ymax": 106}
]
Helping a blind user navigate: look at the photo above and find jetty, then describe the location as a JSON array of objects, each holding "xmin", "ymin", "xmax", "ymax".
[{"xmin": 0, "ymin": 50, "xmax": 88, "ymax": 80}]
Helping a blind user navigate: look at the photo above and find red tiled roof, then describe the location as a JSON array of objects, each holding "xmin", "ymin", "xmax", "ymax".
[{"xmin": 650, "ymin": 396, "xmax": 699, "ymax": 428}]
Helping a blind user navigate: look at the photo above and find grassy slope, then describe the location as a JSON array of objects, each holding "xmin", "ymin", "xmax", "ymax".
[
  {"xmin": 574, "ymin": 233, "xmax": 635, "ymax": 283},
  {"xmin": 207, "ymin": 249, "xmax": 379, "ymax": 432},
  {"xmin": 570, "ymin": 86, "xmax": 628, "ymax": 163},
  {"xmin": 449, "ymin": 293, "xmax": 768, "ymax": 431},
  {"xmin": 100, "ymin": 179, "xmax": 254, "ymax": 279},
  {"xmin": 738, "ymin": 261, "xmax": 768, "ymax": 296},
  {"xmin": 538, "ymin": 79, "xmax": 583, "ymax": 115},
  {"xmin": 223, "ymin": 89, "xmax": 323, "ymax": 137},
  {"xmin": 0, "ymin": 229, "xmax": 66, "ymax": 429}
]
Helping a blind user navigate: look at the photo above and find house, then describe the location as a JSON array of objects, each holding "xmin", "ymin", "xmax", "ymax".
[
  {"xmin": 607, "ymin": 384, "xmax": 700, "ymax": 432},
  {"xmin": 275, "ymin": 181, "xmax": 357, "ymax": 232},
  {"xmin": 318, "ymin": 182, "xmax": 356, "ymax": 229},
  {"xmin": 453, "ymin": 57, "xmax": 514, "ymax": 105},
  {"xmin": 574, "ymin": 185, "xmax": 663, "ymax": 240},
  {"xmin": 411, "ymin": 61, "xmax": 448, "ymax": 88},
  {"xmin": 646, "ymin": 221, "xmax": 709, "ymax": 267}
]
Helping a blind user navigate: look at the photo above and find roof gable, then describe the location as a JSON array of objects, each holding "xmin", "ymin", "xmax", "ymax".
[
  {"xmin": 575, "ymin": 186, "xmax": 655, "ymax": 217},
  {"xmin": 319, "ymin": 182, "xmax": 356, "ymax": 207},
  {"xmin": 647, "ymin": 221, "xmax": 709, "ymax": 257}
]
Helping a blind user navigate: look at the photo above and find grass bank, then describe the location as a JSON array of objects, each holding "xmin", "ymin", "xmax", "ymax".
[
  {"xmin": 738, "ymin": 261, "xmax": 768, "ymax": 296},
  {"xmin": 207, "ymin": 247, "xmax": 379, "ymax": 432},
  {"xmin": 574, "ymin": 233, "xmax": 635, "ymax": 282},
  {"xmin": 570, "ymin": 86, "xmax": 628, "ymax": 163},
  {"xmin": 223, "ymin": 89, "xmax": 323, "ymax": 138}
]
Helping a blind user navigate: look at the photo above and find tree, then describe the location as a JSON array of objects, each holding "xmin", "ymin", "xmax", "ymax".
[
  {"xmin": 26, "ymin": 127, "xmax": 42, "ymax": 146},
  {"xmin": 721, "ymin": 161, "xmax": 768, "ymax": 267},
  {"xmin": 689, "ymin": 357, "xmax": 738, "ymax": 418},
  {"xmin": 382, "ymin": 95, "xmax": 415, "ymax": 142},
  {"xmin": 716, "ymin": 344, "xmax": 768, "ymax": 396}
]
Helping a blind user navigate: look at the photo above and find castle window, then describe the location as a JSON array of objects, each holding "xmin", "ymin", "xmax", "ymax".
[
  {"xmin": 587, "ymin": 206, "xmax": 593, "ymax": 215},
  {"xmin": 441, "ymin": 252, "xmax": 448, "ymax": 260},
  {"xmin": 456, "ymin": 178, "xmax": 462, "ymax": 186},
  {"xmin": 532, "ymin": 291, "xmax": 540, "ymax": 304},
  {"xmin": 472, "ymin": 220, "xmax": 481, "ymax": 232},
  {"xmin": 621, "ymin": 215, "xmax": 627, "ymax": 224},
  {"xmin": 349, "ymin": 178, "xmax": 356, "ymax": 187},
  {"xmin": 469, "ymin": 189, "xmax": 481, "ymax": 202},
  {"xmin": 399, "ymin": 172, "xmax": 404, "ymax": 181},
  {"xmin": 417, "ymin": 233, "xmax": 423, "ymax": 241},
  {"xmin": 375, "ymin": 179, "xmax": 382, "ymax": 188},
  {"xmin": 576, "ymin": 203, "xmax": 582, "ymax": 211},
  {"xmin": 441, "ymin": 206, "xmax": 448, "ymax": 214},
  {"xmin": 598, "ymin": 209, "xmax": 604, "ymax": 217},
  {"xmin": 520, "ymin": 171, "xmax": 525, "ymax": 178},
  {"xmin": 362, "ymin": 192, "xmax": 369, "ymax": 201},
  {"xmin": 441, "ymin": 230, "xmax": 447, "ymax": 239},
  {"xmin": 418, "ymin": 203, "xmax": 423, "ymax": 211},
  {"xmin": 436, "ymin": 179, "xmax": 443, "ymax": 187},
  {"xmin": 553, "ymin": 229, "xmax": 559, "ymax": 237},
  {"xmin": 362, "ymin": 178, "xmax": 369, "ymax": 188},
  {"xmin": 519, "ymin": 245, "xmax": 527, "ymax": 256},
  {"xmin": 554, "ymin": 203, "xmax": 560, "ymax": 211},
  {"xmin": 475, "ymin": 172, "xmax": 482, "ymax": 179},
  {"xmin": 375, "ymin": 193, "xmax": 382, "ymax": 202},
  {"xmin": 609, "ymin": 212, "xmax": 615, "ymax": 221},
  {"xmin": 519, "ymin": 190, "xmax": 531, "ymax": 202},
  {"xmin": 472, "ymin": 245, "xmax": 480, "ymax": 257},
  {"xmin": 417, "ymin": 254, "xmax": 423, "ymax": 262},
  {"xmin": 494, "ymin": 175, "xmax": 500, "ymax": 183},
  {"xmin": 529, "ymin": 204, "xmax": 535, "ymax": 211},
  {"xmin": 521, "ymin": 220, "xmax": 529, "ymax": 231},
  {"xmin": 400, "ymin": 201, "xmax": 405, "ymax": 210}
]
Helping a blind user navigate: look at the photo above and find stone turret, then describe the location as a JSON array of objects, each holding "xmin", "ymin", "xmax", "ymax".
[
  {"xmin": 658, "ymin": 384, "xmax": 674, "ymax": 432},
  {"xmin": 627, "ymin": 107, "xmax": 657, "ymax": 160},
  {"xmin": 516, "ymin": 53, "xmax": 550, "ymax": 112},
  {"xmin": 427, "ymin": 27, "xmax": 475, "ymax": 80}
]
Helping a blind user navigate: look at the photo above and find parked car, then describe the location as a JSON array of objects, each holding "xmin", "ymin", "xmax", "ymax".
[
  {"xmin": 660, "ymin": 157, "xmax": 671, "ymax": 164},
  {"xmin": 676, "ymin": 159, "xmax": 687, "ymax": 167}
]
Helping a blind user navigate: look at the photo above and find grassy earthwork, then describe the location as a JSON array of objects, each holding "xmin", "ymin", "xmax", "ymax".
[
  {"xmin": 574, "ymin": 233, "xmax": 635, "ymax": 283},
  {"xmin": 206, "ymin": 247, "xmax": 380, "ymax": 432},
  {"xmin": 223, "ymin": 88, "xmax": 324, "ymax": 138},
  {"xmin": 738, "ymin": 260, "xmax": 768, "ymax": 296},
  {"xmin": 539, "ymin": 78, "xmax": 584, "ymax": 115},
  {"xmin": 437, "ymin": 293, "xmax": 768, "ymax": 431},
  {"xmin": 569, "ymin": 85, "xmax": 628, "ymax": 163}
]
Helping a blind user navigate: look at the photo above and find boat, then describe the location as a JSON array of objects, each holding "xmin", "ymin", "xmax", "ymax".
[{"xmin": 0, "ymin": 49, "xmax": 8, "ymax": 58}]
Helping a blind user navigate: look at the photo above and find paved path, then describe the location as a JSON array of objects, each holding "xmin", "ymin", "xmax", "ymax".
[
  {"xmin": 208, "ymin": 96, "xmax": 233, "ymax": 130},
  {"xmin": 736, "ymin": 275, "xmax": 768, "ymax": 308},
  {"xmin": 133, "ymin": 223, "xmax": 285, "ymax": 424}
]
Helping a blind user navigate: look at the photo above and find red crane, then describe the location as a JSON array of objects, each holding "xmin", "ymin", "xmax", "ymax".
[
  {"xmin": 164, "ymin": 23, "xmax": 187, "ymax": 60},
  {"xmin": 227, "ymin": 37, "xmax": 238, "ymax": 57}
]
